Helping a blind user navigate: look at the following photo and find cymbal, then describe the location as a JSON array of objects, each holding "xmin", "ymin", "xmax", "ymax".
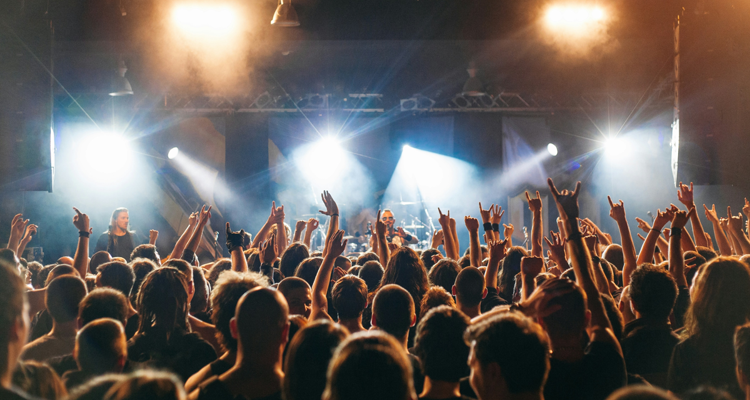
[{"xmin": 402, "ymin": 225, "xmax": 422, "ymax": 229}]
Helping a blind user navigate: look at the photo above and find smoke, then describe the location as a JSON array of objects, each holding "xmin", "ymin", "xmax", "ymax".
[{"xmin": 536, "ymin": 3, "xmax": 620, "ymax": 60}]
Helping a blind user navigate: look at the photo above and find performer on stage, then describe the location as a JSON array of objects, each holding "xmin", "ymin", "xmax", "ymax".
[
  {"xmin": 381, "ymin": 209, "xmax": 418, "ymax": 245},
  {"xmin": 94, "ymin": 207, "xmax": 142, "ymax": 259}
]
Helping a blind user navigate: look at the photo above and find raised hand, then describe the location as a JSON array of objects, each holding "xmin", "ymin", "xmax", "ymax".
[
  {"xmin": 703, "ymin": 204, "xmax": 720, "ymax": 223},
  {"xmin": 547, "ymin": 178, "xmax": 581, "ymax": 221},
  {"xmin": 544, "ymin": 231, "xmax": 566, "ymax": 265},
  {"xmin": 431, "ymin": 253, "xmax": 444, "ymax": 264},
  {"xmin": 198, "ymin": 205, "xmax": 212, "ymax": 226},
  {"xmin": 431, "ymin": 229, "xmax": 444, "ymax": 248},
  {"xmin": 261, "ymin": 233, "xmax": 278, "ymax": 264},
  {"xmin": 188, "ymin": 211, "xmax": 199, "ymax": 227},
  {"xmin": 226, "ymin": 222, "xmax": 246, "ymax": 251},
  {"xmin": 490, "ymin": 204, "xmax": 504, "ymax": 225},
  {"xmin": 10, "ymin": 214, "xmax": 29, "ymax": 240},
  {"xmin": 271, "ymin": 202, "xmax": 285, "ymax": 224},
  {"xmin": 375, "ymin": 210, "xmax": 386, "ymax": 236},
  {"xmin": 503, "ymin": 223, "xmax": 514, "ymax": 239},
  {"xmin": 672, "ymin": 208, "xmax": 695, "ymax": 230},
  {"xmin": 438, "ymin": 208, "xmax": 450, "ymax": 227},
  {"xmin": 396, "ymin": 227, "xmax": 408, "ymax": 237},
  {"xmin": 728, "ymin": 211, "xmax": 744, "ymax": 233},
  {"xmin": 526, "ymin": 191, "xmax": 542, "ymax": 213},
  {"xmin": 326, "ymin": 230, "xmax": 348, "ymax": 257},
  {"xmin": 295, "ymin": 220, "xmax": 306, "ymax": 233},
  {"xmin": 487, "ymin": 238, "xmax": 509, "ymax": 262},
  {"xmin": 677, "ymin": 181, "xmax": 695, "ymax": 207},
  {"xmin": 21, "ymin": 223, "xmax": 37, "ymax": 243},
  {"xmin": 306, "ymin": 218, "xmax": 320, "ymax": 231},
  {"xmin": 479, "ymin": 202, "xmax": 491, "ymax": 224},
  {"xmin": 72, "ymin": 207, "xmax": 92, "ymax": 234},
  {"xmin": 319, "ymin": 191, "xmax": 339, "ymax": 216},
  {"xmin": 744, "ymin": 198, "xmax": 750, "ymax": 218},
  {"xmin": 653, "ymin": 208, "xmax": 673, "ymax": 230},
  {"xmin": 607, "ymin": 196, "xmax": 627, "ymax": 222},
  {"xmin": 464, "ymin": 216, "xmax": 480, "ymax": 232},
  {"xmin": 521, "ymin": 256, "xmax": 544, "ymax": 278},
  {"xmin": 583, "ymin": 234, "xmax": 599, "ymax": 256},
  {"xmin": 149, "ymin": 229, "xmax": 159, "ymax": 245}
]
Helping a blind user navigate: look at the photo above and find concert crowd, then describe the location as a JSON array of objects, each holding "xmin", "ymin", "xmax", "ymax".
[{"xmin": 3, "ymin": 179, "xmax": 750, "ymax": 400}]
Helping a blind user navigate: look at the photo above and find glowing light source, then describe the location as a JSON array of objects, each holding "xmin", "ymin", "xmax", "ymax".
[
  {"xmin": 79, "ymin": 134, "xmax": 134, "ymax": 180},
  {"xmin": 403, "ymin": 144, "xmax": 411, "ymax": 151},
  {"xmin": 603, "ymin": 136, "xmax": 632, "ymax": 160},
  {"xmin": 271, "ymin": 0, "xmax": 300, "ymax": 27},
  {"xmin": 547, "ymin": 143, "xmax": 558, "ymax": 156},
  {"xmin": 168, "ymin": 147, "xmax": 180, "ymax": 160},
  {"xmin": 172, "ymin": 4, "xmax": 239, "ymax": 38},
  {"xmin": 543, "ymin": 4, "xmax": 608, "ymax": 40}
]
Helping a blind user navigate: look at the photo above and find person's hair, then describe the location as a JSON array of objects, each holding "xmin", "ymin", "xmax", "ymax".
[
  {"xmin": 108, "ymin": 208, "xmax": 129, "ymax": 233},
  {"xmin": 89, "ymin": 251, "xmax": 113, "ymax": 275},
  {"xmin": 278, "ymin": 276, "xmax": 311, "ymax": 296},
  {"xmin": 234, "ymin": 287, "xmax": 289, "ymax": 351},
  {"xmin": 602, "ymin": 244, "xmax": 624, "ymax": 271},
  {"xmin": 332, "ymin": 275, "xmax": 368, "ymax": 320},
  {"xmin": 374, "ymin": 247, "xmax": 429, "ymax": 314},
  {"xmin": 76, "ymin": 318, "xmax": 127, "ymax": 372},
  {"xmin": 465, "ymin": 312, "xmax": 550, "ymax": 394},
  {"xmin": 295, "ymin": 257, "xmax": 323, "ymax": 288},
  {"xmin": 38, "ymin": 264, "xmax": 56, "ymax": 287},
  {"xmin": 414, "ymin": 306, "xmax": 470, "ymax": 382},
  {"xmin": 190, "ymin": 267, "xmax": 210, "ymax": 314},
  {"xmin": 372, "ymin": 284, "xmax": 414, "ymax": 339},
  {"xmin": 606, "ymin": 385, "xmax": 678, "ymax": 399},
  {"xmin": 358, "ymin": 261, "xmax": 384, "ymax": 292},
  {"xmin": 129, "ymin": 259, "xmax": 156, "ymax": 307},
  {"xmin": 280, "ymin": 243, "xmax": 310, "ymax": 279},
  {"xmin": 419, "ymin": 249, "xmax": 440, "ymax": 272},
  {"xmin": 79, "ymin": 288, "xmax": 129, "ymax": 326},
  {"xmin": 247, "ymin": 249, "xmax": 261, "ymax": 273},
  {"xmin": 210, "ymin": 271, "xmax": 268, "ymax": 352},
  {"xmin": 12, "ymin": 361, "xmax": 67, "ymax": 400},
  {"xmin": 540, "ymin": 278, "xmax": 587, "ymax": 339},
  {"xmin": 601, "ymin": 294, "xmax": 624, "ymax": 341},
  {"xmin": 103, "ymin": 370, "xmax": 186, "ymax": 400},
  {"xmin": 357, "ymin": 252, "xmax": 380, "ymax": 266},
  {"xmin": 98, "ymin": 261, "xmax": 136, "ymax": 297},
  {"xmin": 419, "ymin": 286, "xmax": 455, "ymax": 320},
  {"xmin": 57, "ymin": 257, "xmax": 74, "ymax": 266},
  {"xmin": 0, "ymin": 263, "xmax": 26, "ymax": 378},
  {"xmin": 499, "ymin": 246, "xmax": 527, "ymax": 301},
  {"xmin": 685, "ymin": 257, "xmax": 750, "ymax": 346},
  {"xmin": 600, "ymin": 258, "xmax": 614, "ymax": 283},
  {"xmin": 129, "ymin": 245, "xmax": 159, "ymax": 264},
  {"xmin": 323, "ymin": 331, "xmax": 414, "ymax": 400},
  {"xmin": 454, "ymin": 266, "xmax": 485, "ymax": 307},
  {"xmin": 66, "ymin": 374, "xmax": 124, "ymax": 400},
  {"xmin": 348, "ymin": 266, "xmax": 361, "ymax": 276},
  {"xmin": 535, "ymin": 272, "xmax": 555, "ymax": 286},
  {"xmin": 0, "ymin": 248, "xmax": 19, "ymax": 270},
  {"xmin": 334, "ymin": 256, "xmax": 351, "ymax": 271},
  {"xmin": 457, "ymin": 255, "xmax": 471, "ymax": 269},
  {"xmin": 735, "ymin": 324, "xmax": 750, "ymax": 383},
  {"xmin": 45, "ymin": 264, "xmax": 77, "ymax": 287},
  {"xmin": 135, "ymin": 267, "xmax": 189, "ymax": 336},
  {"xmin": 695, "ymin": 246, "xmax": 718, "ymax": 263},
  {"xmin": 629, "ymin": 264, "xmax": 678, "ymax": 320},
  {"xmin": 684, "ymin": 250, "xmax": 707, "ymax": 286},
  {"xmin": 284, "ymin": 320, "xmax": 349, "ymax": 400},
  {"xmin": 285, "ymin": 315, "xmax": 309, "ymax": 364},
  {"xmin": 162, "ymin": 259, "xmax": 191, "ymax": 279},
  {"xmin": 26, "ymin": 261, "xmax": 43, "ymax": 289},
  {"xmin": 207, "ymin": 259, "xmax": 232, "ymax": 289},
  {"xmin": 428, "ymin": 259, "xmax": 461, "ymax": 293},
  {"xmin": 47, "ymin": 275, "xmax": 88, "ymax": 323}
]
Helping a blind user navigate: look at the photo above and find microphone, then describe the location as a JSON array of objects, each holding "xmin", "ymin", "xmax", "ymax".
[{"xmin": 647, "ymin": 211, "xmax": 654, "ymax": 223}]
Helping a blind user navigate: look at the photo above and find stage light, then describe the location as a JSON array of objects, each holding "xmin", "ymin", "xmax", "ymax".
[
  {"xmin": 403, "ymin": 144, "xmax": 411, "ymax": 151},
  {"xmin": 109, "ymin": 60, "xmax": 133, "ymax": 97},
  {"xmin": 271, "ymin": 0, "xmax": 300, "ymax": 27},
  {"xmin": 544, "ymin": 4, "xmax": 608, "ymax": 38},
  {"xmin": 547, "ymin": 143, "xmax": 558, "ymax": 156},
  {"xmin": 603, "ymin": 136, "xmax": 632, "ymax": 160},
  {"xmin": 168, "ymin": 147, "xmax": 180, "ymax": 160},
  {"xmin": 79, "ymin": 134, "xmax": 134, "ymax": 180},
  {"xmin": 172, "ymin": 4, "xmax": 239, "ymax": 37}
]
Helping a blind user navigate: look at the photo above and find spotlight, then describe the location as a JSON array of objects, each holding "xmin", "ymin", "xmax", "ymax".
[
  {"xmin": 168, "ymin": 147, "xmax": 180, "ymax": 160},
  {"xmin": 547, "ymin": 143, "xmax": 558, "ymax": 156},
  {"xmin": 544, "ymin": 4, "xmax": 607, "ymax": 33},
  {"xmin": 80, "ymin": 134, "xmax": 133, "ymax": 179},
  {"xmin": 603, "ymin": 136, "xmax": 632, "ymax": 160},
  {"xmin": 271, "ymin": 0, "xmax": 300, "ymax": 27},
  {"xmin": 172, "ymin": 4, "xmax": 239, "ymax": 37},
  {"xmin": 109, "ymin": 60, "xmax": 133, "ymax": 97},
  {"xmin": 403, "ymin": 144, "xmax": 411, "ymax": 151}
]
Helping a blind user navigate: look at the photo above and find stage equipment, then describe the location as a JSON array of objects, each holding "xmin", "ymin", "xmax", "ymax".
[
  {"xmin": 109, "ymin": 60, "xmax": 134, "ymax": 97},
  {"xmin": 271, "ymin": 0, "xmax": 300, "ymax": 27}
]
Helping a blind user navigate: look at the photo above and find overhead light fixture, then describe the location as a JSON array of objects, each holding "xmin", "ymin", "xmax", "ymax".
[
  {"xmin": 271, "ymin": 0, "xmax": 300, "ymax": 27},
  {"xmin": 109, "ymin": 60, "xmax": 133, "ymax": 96},
  {"xmin": 168, "ymin": 147, "xmax": 180, "ymax": 160}
]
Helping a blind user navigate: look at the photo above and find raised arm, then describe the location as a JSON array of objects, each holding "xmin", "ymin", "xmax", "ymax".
[
  {"xmin": 311, "ymin": 230, "xmax": 348, "ymax": 321},
  {"xmin": 669, "ymin": 209, "xmax": 692, "ymax": 288},
  {"xmin": 319, "ymin": 191, "xmax": 339, "ymax": 257},
  {"xmin": 465, "ymin": 217, "xmax": 481, "ymax": 267},
  {"xmin": 490, "ymin": 204, "xmax": 504, "ymax": 241},
  {"xmin": 727, "ymin": 207, "xmax": 750, "ymax": 255},
  {"xmin": 16, "ymin": 224, "xmax": 37, "ymax": 260},
  {"xmin": 449, "ymin": 217, "xmax": 460, "ymax": 257},
  {"xmin": 273, "ymin": 203, "xmax": 288, "ymax": 256},
  {"xmin": 526, "ymin": 191, "xmax": 543, "ymax": 257},
  {"xmin": 547, "ymin": 178, "xmax": 621, "ymax": 353},
  {"xmin": 7, "ymin": 214, "xmax": 28, "ymax": 254},
  {"xmin": 303, "ymin": 218, "xmax": 319, "ymax": 249},
  {"xmin": 703, "ymin": 204, "xmax": 732, "ymax": 255},
  {"xmin": 637, "ymin": 208, "xmax": 672, "ymax": 266},
  {"xmin": 72, "ymin": 208, "xmax": 93, "ymax": 278},
  {"xmin": 169, "ymin": 212, "xmax": 198, "ymax": 260},
  {"xmin": 485, "ymin": 238, "xmax": 508, "ymax": 290},
  {"xmin": 292, "ymin": 220, "xmax": 305, "ymax": 243},
  {"xmin": 438, "ymin": 208, "xmax": 459, "ymax": 260},
  {"xmin": 503, "ymin": 223, "xmax": 514, "ymax": 248},
  {"xmin": 581, "ymin": 218, "xmax": 613, "ymax": 247},
  {"xmin": 607, "ymin": 197, "xmax": 638, "ymax": 286},
  {"xmin": 430, "ymin": 229, "xmax": 444, "ymax": 250},
  {"xmin": 677, "ymin": 182, "xmax": 708, "ymax": 247},
  {"xmin": 520, "ymin": 256, "xmax": 543, "ymax": 301},
  {"xmin": 226, "ymin": 222, "xmax": 248, "ymax": 273},
  {"xmin": 251, "ymin": 203, "xmax": 279, "ymax": 249},
  {"xmin": 182, "ymin": 205, "xmax": 211, "ymax": 261},
  {"xmin": 635, "ymin": 217, "xmax": 669, "ymax": 255},
  {"xmin": 544, "ymin": 231, "xmax": 570, "ymax": 272},
  {"xmin": 149, "ymin": 229, "xmax": 159, "ymax": 246},
  {"xmin": 374, "ymin": 210, "xmax": 390, "ymax": 265}
]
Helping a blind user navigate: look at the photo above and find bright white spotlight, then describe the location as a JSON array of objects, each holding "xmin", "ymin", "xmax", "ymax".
[
  {"xmin": 403, "ymin": 144, "xmax": 411, "ymax": 151},
  {"xmin": 547, "ymin": 143, "xmax": 558, "ymax": 156},
  {"xmin": 172, "ymin": 4, "xmax": 239, "ymax": 38},
  {"xmin": 168, "ymin": 147, "xmax": 180, "ymax": 160},
  {"xmin": 544, "ymin": 4, "xmax": 607, "ymax": 34},
  {"xmin": 603, "ymin": 136, "xmax": 632, "ymax": 160},
  {"xmin": 80, "ymin": 134, "xmax": 134, "ymax": 179}
]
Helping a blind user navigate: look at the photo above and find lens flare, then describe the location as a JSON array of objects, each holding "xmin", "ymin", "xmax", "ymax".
[
  {"xmin": 547, "ymin": 143, "xmax": 558, "ymax": 156},
  {"xmin": 168, "ymin": 147, "xmax": 180, "ymax": 160}
]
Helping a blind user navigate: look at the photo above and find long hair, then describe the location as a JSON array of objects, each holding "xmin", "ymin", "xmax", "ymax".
[
  {"xmin": 135, "ymin": 267, "xmax": 189, "ymax": 339},
  {"xmin": 499, "ymin": 246, "xmax": 527, "ymax": 301},
  {"xmin": 685, "ymin": 257, "xmax": 750, "ymax": 346},
  {"xmin": 108, "ymin": 208, "xmax": 130, "ymax": 234},
  {"xmin": 280, "ymin": 243, "xmax": 310, "ymax": 279},
  {"xmin": 371, "ymin": 247, "xmax": 429, "ymax": 315}
]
